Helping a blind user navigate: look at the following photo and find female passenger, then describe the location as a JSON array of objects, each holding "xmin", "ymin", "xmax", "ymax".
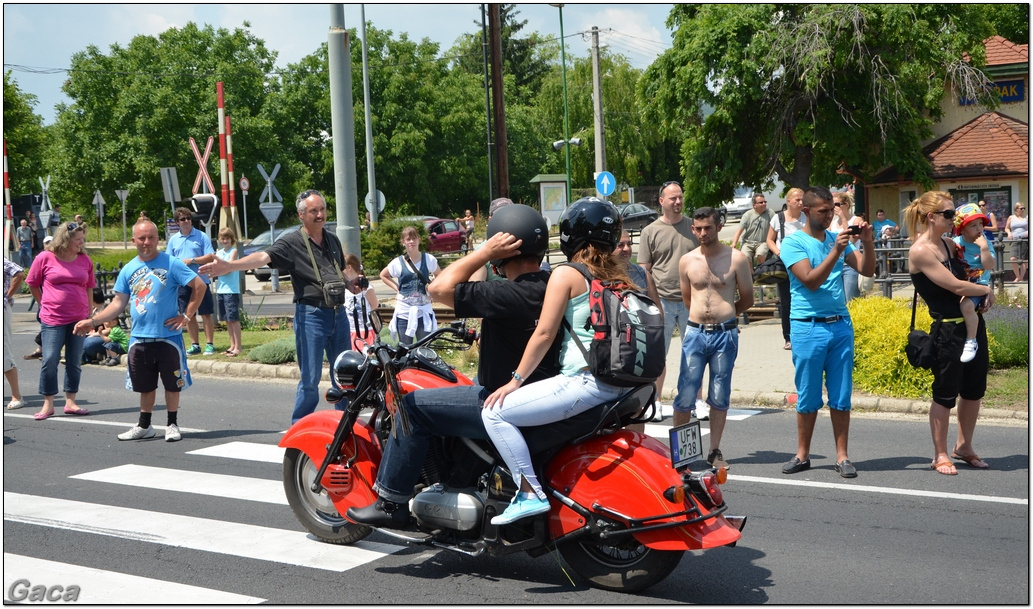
[
  {"xmin": 905, "ymin": 192, "xmax": 995, "ymax": 475},
  {"xmin": 481, "ymin": 197, "xmax": 633, "ymax": 525}
]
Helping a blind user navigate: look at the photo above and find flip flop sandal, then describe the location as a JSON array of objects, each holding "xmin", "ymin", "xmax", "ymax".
[
  {"xmin": 951, "ymin": 453, "xmax": 989, "ymax": 469},
  {"xmin": 931, "ymin": 458, "xmax": 958, "ymax": 475}
]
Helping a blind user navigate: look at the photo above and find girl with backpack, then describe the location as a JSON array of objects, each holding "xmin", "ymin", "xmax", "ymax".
[{"xmin": 481, "ymin": 197, "xmax": 639, "ymax": 525}]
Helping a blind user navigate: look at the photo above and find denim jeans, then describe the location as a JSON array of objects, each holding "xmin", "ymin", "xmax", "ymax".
[
  {"xmin": 292, "ymin": 303, "xmax": 350, "ymax": 423},
  {"xmin": 82, "ymin": 335, "xmax": 107, "ymax": 362},
  {"xmin": 395, "ymin": 315, "xmax": 430, "ymax": 346},
  {"xmin": 842, "ymin": 264, "xmax": 860, "ymax": 302},
  {"xmin": 660, "ymin": 298, "xmax": 689, "ymax": 353},
  {"xmin": 482, "ymin": 371, "xmax": 627, "ymax": 500},
  {"xmin": 674, "ymin": 326, "xmax": 739, "ymax": 412},
  {"xmin": 790, "ymin": 318, "xmax": 854, "ymax": 414},
  {"xmin": 19, "ymin": 244, "xmax": 32, "ymax": 268},
  {"xmin": 39, "ymin": 322, "xmax": 84, "ymax": 396},
  {"xmin": 373, "ymin": 385, "xmax": 491, "ymax": 504}
]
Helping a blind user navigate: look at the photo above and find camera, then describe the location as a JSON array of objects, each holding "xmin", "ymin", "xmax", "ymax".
[
  {"xmin": 846, "ymin": 225, "xmax": 862, "ymax": 236},
  {"xmin": 357, "ymin": 276, "xmax": 369, "ymax": 290}
]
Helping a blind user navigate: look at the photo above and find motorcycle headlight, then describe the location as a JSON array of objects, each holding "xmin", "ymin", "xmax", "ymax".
[{"xmin": 332, "ymin": 350, "xmax": 365, "ymax": 389}]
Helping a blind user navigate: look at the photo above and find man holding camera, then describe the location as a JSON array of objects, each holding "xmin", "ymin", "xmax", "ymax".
[{"xmin": 200, "ymin": 189, "xmax": 352, "ymax": 423}]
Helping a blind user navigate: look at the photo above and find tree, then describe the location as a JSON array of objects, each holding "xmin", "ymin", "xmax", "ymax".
[
  {"xmin": 639, "ymin": 4, "xmax": 998, "ymax": 208},
  {"xmin": 983, "ymin": 3, "xmax": 1028, "ymax": 42},
  {"xmin": 50, "ymin": 22, "xmax": 278, "ymax": 227},
  {"xmin": 3, "ymin": 72, "xmax": 48, "ymax": 196}
]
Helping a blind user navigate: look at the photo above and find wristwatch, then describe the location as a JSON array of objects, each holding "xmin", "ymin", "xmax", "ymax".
[{"xmin": 511, "ymin": 371, "xmax": 525, "ymax": 383}]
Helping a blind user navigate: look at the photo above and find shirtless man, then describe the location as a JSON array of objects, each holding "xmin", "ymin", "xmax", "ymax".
[{"xmin": 673, "ymin": 206, "xmax": 754, "ymax": 469}]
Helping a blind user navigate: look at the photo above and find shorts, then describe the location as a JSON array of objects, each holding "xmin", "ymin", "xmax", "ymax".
[
  {"xmin": 218, "ymin": 293, "xmax": 241, "ymax": 322},
  {"xmin": 178, "ymin": 284, "xmax": 214, "ymax": 317},
  {"xmin": 1010, "ymin": 239, "xmax": 1028, "ymax": 261},
  {"xmin": 674, "ymin": 325, "xmax": 739, "ymax": 412},
  {"xmin": 790, "ymin": 317, "xmax": 854, "ymax": 414},
  {"xmin": 931, "ymin": 318, "xmax": 988, "ymax": 409},
  {"xmin": 128, "ymin": 341, "xmax": 187, "ymax": 393},
  {"xmin": 3, "ymin": 303, "xmax": 15, "ymax": 372}
]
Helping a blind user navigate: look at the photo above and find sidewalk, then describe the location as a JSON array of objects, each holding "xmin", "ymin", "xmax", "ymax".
[{"xmin": 8, "ymin": 275, "xmax": 1026, "ymax": 423}]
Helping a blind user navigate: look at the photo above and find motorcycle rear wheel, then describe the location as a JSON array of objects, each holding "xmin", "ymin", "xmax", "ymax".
[
  {"xmin": 283, "ymin": 448, "xmax": 373, "ymax": 545},
  {"xmin": 558, "ymin": 538, "xmax": 683, "ymax": 592}
]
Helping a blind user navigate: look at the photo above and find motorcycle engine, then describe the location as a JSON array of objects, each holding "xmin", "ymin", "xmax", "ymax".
[{"xmin": 411, "ymin": 483, "xmax": 484, "ymax": 531}]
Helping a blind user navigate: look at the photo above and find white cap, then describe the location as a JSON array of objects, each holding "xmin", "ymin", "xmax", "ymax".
[{"xmin": 43, "ymin": 236, "xmax": 54, "ymax": 245}]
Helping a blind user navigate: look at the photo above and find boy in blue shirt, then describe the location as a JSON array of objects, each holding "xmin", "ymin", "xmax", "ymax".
[{"xmin": 952, "ymin": 203, "xmax": 996, "ymax": 363}]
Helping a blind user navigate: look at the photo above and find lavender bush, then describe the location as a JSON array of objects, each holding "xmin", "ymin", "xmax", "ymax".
[{"xmin": 985, "ymin": 294, "xmax": 1028, "ymax": 368}]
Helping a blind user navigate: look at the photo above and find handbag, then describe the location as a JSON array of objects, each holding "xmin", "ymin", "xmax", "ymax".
[
  {"xmin": 753, "ymin": 210, "xmax": 788, "ymax": 285},
  {"xmin": 904, "ymin": 292, "xmax": 938, "ymax": 369},
  {"xmin": 303, "ymin": 230, "xmax": 348, "ymax": 308},
  {"xmin": 753, "ymin": 256, "xmax": 787, "ymax": 285}
]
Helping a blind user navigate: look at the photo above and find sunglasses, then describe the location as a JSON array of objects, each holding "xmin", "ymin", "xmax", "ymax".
[
  {"xmin": 66, "ymin": 222, "xmax": 80, "ymax": 231},
  {"xmin": 296, "ymin": 189, "xmax": 323, "ymax": 203},
  {"xmin": 659, "ymin": 181, "xmax": 681, "ymax": 196},
  {"xmin": 933, "ymin": 209, "xmax": 956, "ymax": 220},
  {"xmin": 177, "ymin": 217, "xmax": 192, "ymax": 222}
]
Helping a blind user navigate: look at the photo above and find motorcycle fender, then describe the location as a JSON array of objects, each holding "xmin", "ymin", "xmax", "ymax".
[
  {"xmin": 278, "ymin": 411, "xmax": 382, "ymax": 513},
  {"xmin": 545, "ymin": 430, "xmax": 742, "ymax": 551}
]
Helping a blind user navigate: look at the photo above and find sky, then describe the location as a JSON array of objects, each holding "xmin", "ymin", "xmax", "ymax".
[{"xmin": 3, "ymin": 2, "xmax": 676, "ymax": 126}]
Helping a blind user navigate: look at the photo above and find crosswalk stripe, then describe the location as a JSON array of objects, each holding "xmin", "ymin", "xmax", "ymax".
[
  {"xmin": 3, "ymin": 492, "xmax": 401, "ymax": 571},
  {"xmin": 3, "ymin": 553, "xmax": 265, "ymax": 604},
  {"xmin": 187, "ymin": 441, "xmax": 285, "ymax": 464},
  {"xmin": 2, "ymin": 412, "xmax": 205, "ymax": 433},
  {"xmin": 70, "ymin": 464, "xmax": 287, "ymax": 504},
  {"xmin": 729, "ymin": 475, "xmax": 1029, "ymax": 505}
]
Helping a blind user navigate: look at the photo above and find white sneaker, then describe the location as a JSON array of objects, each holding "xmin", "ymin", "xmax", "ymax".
[
  {"xmin": 6, "ymin": 399, "xmax": 24, "ymax": 410},
  {"xmin": 695, "ymin": 399, "xmax": 710, "ymax": 421},
  {"xmin": 651, "ymin": 401, "xmax": 665, "ymax": 422},
  {"xmin": 118, "ymin": 425, "xmax": 156, "ymax": 441},
  {"xmin": 165, "ymin": 424, "xmax": 182, "ymax": 442},
  {"xmin": 960, "ymin": 339, "xmax": 978, "ymax": 363}
]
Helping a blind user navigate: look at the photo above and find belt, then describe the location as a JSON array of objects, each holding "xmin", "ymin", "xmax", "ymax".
[
  {"xmin": 687, "ymin": 319, "xmax": 738, "ymax": 332},
  {"xmin": 297, "ymin": 298, "xmax": 341, "ymax": 310},
  {"xmin": 791, "ymin": 315, "xmax": 845, "ymax": 323}
]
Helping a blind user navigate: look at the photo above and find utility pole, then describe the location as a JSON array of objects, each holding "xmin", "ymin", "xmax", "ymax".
[
  {"xmin": 480, "ymin": 4, "xmax": 494, "ymax": 204},
  {"xmin": 361, "ymin": 4, "xmax": 379, "ymax": 230},
  {"xmin": 328, "ymin": 5, "xmax": 361, "ymax": 257},
  {"xmin": 591, "ymin": 26, "xmax": 606, "ymax": 174},
  {"xmin": 488, "ymin": 4, "xmax": 509, "ymax": 199}
]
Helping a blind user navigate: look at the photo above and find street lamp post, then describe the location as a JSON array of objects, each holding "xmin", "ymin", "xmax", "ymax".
[{"xmin": 552, "ymin": 4, "xmax": 572, "ymax": 204}]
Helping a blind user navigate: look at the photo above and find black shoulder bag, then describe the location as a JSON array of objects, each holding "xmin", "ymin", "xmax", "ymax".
[
  {"xmin": 753, "ymin": 211, "xmax": 788, "ymax": 285},
  {"xmin": 304, "ymin": 230, "xmax": 348, "ymax": 308}
]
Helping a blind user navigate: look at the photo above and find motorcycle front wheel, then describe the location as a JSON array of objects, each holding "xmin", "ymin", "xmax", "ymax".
[
  {"xmin": 558, "ymin": 538, "xmax": 683, "ymax": 592},
  {"xmin": 283, "ymin": 448, "xmax": 373, "ymax": 545}
]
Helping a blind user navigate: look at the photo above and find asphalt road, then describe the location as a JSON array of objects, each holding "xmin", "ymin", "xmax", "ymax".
[{"xmin": 3, "ymin": 329, "xmax": 1027, "ymax": 604}]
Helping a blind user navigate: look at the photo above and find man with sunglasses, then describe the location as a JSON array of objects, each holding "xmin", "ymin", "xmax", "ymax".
[
  {"xmin": 638, "ymin": 180, "xmax": 703, "ymax": 420},
  {"xmin": 166, "ymin": 207, "xmax": 217, "ymax": 356},
  {"xmin": 201, "ymin": 189, "xmax": 352, "ymax": 423}
]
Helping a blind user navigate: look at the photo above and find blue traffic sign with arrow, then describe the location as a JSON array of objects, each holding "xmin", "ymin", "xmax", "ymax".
[{"xmin": 595, "ymin": 171, "xmax": 616, "ymax": 197}]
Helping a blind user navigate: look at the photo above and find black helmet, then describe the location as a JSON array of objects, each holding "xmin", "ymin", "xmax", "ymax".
[
  {"xmin": 559, "ymin": 197, "xmax": 622, "ymax": 259},
  {"xmin": 485, "ymin": 204, "xmax": 549, "ymax": 267},
  {"xmin": 332, "ymin": 350, "xmax": 365, "ymax": 389}
]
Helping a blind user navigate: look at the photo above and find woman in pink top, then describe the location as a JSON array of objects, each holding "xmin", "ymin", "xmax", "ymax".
[{"xmin": 25, "ymin": 222, "xmax": 95, "ymax": 420}]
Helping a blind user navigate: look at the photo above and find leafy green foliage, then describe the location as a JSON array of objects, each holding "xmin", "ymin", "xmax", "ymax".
[
  {"xmin": 358, "ymin": 218, "xmax": 428, "ymax": 274},
  {"xmin": 849, "ymin": 296, "xmax": 933, "ymax": 399},
  {"xmin": 3, "ymin": 72, "xmax": 48, "ymax": 195},
  {"xmin": 640, "ymin": 4, "xmax": 999, "ymax": 207}
]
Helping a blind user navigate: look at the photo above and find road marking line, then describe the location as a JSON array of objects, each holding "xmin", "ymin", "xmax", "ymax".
[
  {"xmin": 3, "ymin": 492, "xmax": 401, "ymax": 571},
  {"xmin": 3, "ymin": 413, "xmax": 205, "ymax": 433},
  {"xmin": 187, "ymin": 441, "xmax": 285, "ymax": 463},
  {"xmin": 729, "ymin": 474, "xmax": 1028, "ymax": 505},
  {"xmin": 71, "ymin": 464, "xmax": 286, "ymax": 504},
  {"xmin": 3, "ymin": 553, "xmax": 265, "ymax": 604}
]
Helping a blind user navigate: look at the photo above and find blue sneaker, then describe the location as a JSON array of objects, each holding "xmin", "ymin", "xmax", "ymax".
[
  {"xmin": 490, "ymin": 492, "xmax": 550, "ymax": 525},
  {"xmin": 185, "ymin": 344, "xmax": 202, "ymax": 356},
  {"xmin": 203, "ymin": 343, "xmax": 216, "ymax": 355}
]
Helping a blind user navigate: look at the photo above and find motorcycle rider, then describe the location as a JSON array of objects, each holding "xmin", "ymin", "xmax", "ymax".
[{"xmin": 348, "ymin": 204, "xmax": 561, "ymax": 527}]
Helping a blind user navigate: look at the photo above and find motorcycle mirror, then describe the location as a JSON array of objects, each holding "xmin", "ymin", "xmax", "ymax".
[{"xmin": 369, "ymin": 309, "xmax": 383, "ymax": 335}]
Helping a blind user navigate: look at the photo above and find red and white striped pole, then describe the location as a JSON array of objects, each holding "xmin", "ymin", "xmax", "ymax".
[
  {"xmin": 216, "ymin": 82, "xmax": 230, "ymax": 212},
  {"xmin": 226, "ymin": 115, "xmax": 236, "ymax": 209},
  {"xmin": 4, "ymin": 139, "xmax": 13, "ymax": 261}
]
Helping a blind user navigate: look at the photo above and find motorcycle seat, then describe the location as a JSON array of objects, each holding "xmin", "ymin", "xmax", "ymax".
[{"xmin": 521, "ymin": 384, "xmax": 655, "ymax": 458}]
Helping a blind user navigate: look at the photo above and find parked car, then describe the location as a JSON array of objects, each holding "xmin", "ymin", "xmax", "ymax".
[
  {"xmin": 243, "ymin": 225, "xmax": 301, "ymax": 258},
  {"xmin": 721, "ymin": 185, "xmax": 756, "ymax": 221},
  {"xmin": 397, "ymin": 216, "xmax": 468, "ymax": 254},
  {"xmin": 615, "ymin": 203, "xmax": 659, "ymax": 232},
  {"xmin": 253, "ymin": 223, "xmax": 336, "ymax": 282}
]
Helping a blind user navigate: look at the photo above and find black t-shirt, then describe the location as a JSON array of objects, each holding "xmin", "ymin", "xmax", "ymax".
[
  {"xmin": 453, "ymin": 270, "xmax": 561, "ymax": 392},
  {"xmin": 265, "ymin": 227, "xmax": 347, "ymax": 305}
]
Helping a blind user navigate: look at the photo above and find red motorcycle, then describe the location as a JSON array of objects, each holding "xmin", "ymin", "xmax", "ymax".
[{"xmin": 279, "ymin": 317, "xmax": 745, "ymax": 592}]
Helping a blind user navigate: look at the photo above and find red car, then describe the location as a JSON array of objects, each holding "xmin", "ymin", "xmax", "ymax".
[{"xmin": 399, "ymin": 216, "xmax": 468, "ymax": 254}]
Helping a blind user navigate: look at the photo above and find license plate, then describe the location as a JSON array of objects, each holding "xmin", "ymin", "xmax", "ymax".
[{"xmin": 669, "ymin": 420, "xmax": 703, "ymax": 470}]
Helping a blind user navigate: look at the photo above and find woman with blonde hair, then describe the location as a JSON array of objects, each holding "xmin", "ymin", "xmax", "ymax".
[
  {"xmin": 766, "ymin": 187, "xmax": 807, "ymax": 349},
  {"xmin": 832, "ymin": 191, "xmax": 864, "ymax": 301},
  {"xmin": 481, "ymin": 198, "xmax": 636, "ymax": 525},
  {"xmin": 905, "ymin": 191, "xmax": 995, "ymax": 475},
  {"xmin": 25, "ymin": 221, "xmax": 95, "ymax": 419}
]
